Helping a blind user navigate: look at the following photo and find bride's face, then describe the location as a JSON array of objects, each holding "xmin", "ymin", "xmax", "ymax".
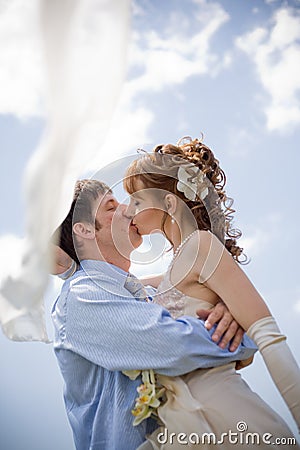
[{"xmin": 125, "ymin": 185, "xmax": 167, "ymax": 236}]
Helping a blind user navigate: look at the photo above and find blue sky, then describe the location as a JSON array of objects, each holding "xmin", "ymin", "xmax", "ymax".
[{"xmin": 0, "ymin": 0, "xmax": 300, "ymax": 448}]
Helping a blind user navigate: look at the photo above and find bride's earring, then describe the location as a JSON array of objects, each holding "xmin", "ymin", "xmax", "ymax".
[{"xmin": 165, "ymin": 194, "xmax": 177, "ymax": 225}]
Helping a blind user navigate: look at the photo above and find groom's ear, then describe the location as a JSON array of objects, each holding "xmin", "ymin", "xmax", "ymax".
[
  {"xmin": 73, "ymin": 222, "xmax": 95, "ymax": 240},
  {"xmin": 164, "ymin": 193, "xmax": 177, "ymax": 215}
]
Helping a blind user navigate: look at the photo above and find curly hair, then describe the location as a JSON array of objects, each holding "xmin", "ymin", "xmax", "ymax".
[{"xmin": 124, "ymin": 136, "xmax": 246, "ymax": 263}]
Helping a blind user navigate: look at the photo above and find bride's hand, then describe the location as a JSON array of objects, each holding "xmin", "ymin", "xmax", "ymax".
[{"xmin": 196, "ymin": 302, "xmax": 244, "ymax": 352}]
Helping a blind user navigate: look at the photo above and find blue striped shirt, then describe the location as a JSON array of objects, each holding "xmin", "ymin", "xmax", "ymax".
[{"xmin": 52, "ymin": 260, "xmax": 257, "ymax": 450}]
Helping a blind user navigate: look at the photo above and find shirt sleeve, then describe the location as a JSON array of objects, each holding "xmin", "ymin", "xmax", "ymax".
[{"xmin": 54, "ymin": 273, "xmax": 257, "ymax": 376}]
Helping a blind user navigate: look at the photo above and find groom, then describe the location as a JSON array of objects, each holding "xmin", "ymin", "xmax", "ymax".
[{"xmin": 52, "ymin": 179, "xmax": 256, "ymax": 450}]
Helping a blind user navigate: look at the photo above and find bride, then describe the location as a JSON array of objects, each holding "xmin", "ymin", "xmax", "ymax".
[{"xmin": 123, "ymin": 136, "xmax": 300, "ymax": 449}]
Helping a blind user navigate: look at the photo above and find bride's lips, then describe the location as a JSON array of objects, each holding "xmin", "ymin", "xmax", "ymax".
[{"xmin": 130, "ymin": 221, "xmax": 140, "ymax": 234}]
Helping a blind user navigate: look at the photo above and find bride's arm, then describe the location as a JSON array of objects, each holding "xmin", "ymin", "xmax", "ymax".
[
  {"xmin": 50, "ymin": 244, "xmax": 78, "ymax": 278},
  {"xmin": 193, "ymin": 230, "xmax": 270, "ymax": 330},
  {"xmin": 195, "ymin": 230, "xmax": 300, "ymax": 430}
]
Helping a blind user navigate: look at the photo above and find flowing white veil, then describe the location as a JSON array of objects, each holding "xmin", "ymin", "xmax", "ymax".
[{"xmin": 0, "ymin": 0, "xmax": 131, "ymax": 341}]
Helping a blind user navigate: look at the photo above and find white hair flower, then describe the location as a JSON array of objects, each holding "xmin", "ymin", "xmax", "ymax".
[{"xmin": 177, "ymin": 164, "xmax": 208, "ymax": 201}]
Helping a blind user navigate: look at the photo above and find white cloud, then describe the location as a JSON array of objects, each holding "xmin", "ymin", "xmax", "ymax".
[
  {"xmin": 0, "ymin": 0, "xmax": 230, "ymax": 169},
  {"xmin": 240, "ymin": 230, "xmax": 270, "ymax": 257},
  {"xmin": 294, "ymin": 299, "xmax": 300, "ymax": 314},
  {"xmin": 236, "ymin": 7, "xmax": 300, "ymax": 133},
  {"xmin": 131, "ymin": 0, "xmax": 148, "ymax": 17},
  {"xmin": 239, "ymin": 214, "xmax": 281, "ymax": 257},
  {"xmin": 130, "ymin": 234, "xmax": 172, "ymax": 278},
  {"xmin": 126, "ymin": 1, "xmax": 230, "ymax": 97},
  {"xmin": 86, "ymin": 104, "xmax": 154, "ymax": 173},
  {"xmin": 0, "ymin": 0, "xmax": 131, "ymax": 123},
  {"xmin": 294, "ymin": 299, "xmax": 300, "ymax": 312},
  {"xmin": 226, "ymin": 127, "xmax": 255, "ymax": 157},
  {"xmin": 86, "ymin": 0, "xmax": 231, "ymax": 172},
  {"xmin": 0, "ymin": 0, "xmax": 44, "ymax": 117}
]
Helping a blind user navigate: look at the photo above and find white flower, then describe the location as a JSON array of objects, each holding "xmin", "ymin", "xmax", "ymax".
[
  {"xmin": 122, "ymin": 370, "xmax": 142, "ymax": 380},
  {"xmin": 123, "ymin": 368, "xmax": 165, "ymax": 426},
  {"xmin": 200, "ymin": 186, "xmax": 209, "ymax": 200},
  {"xmin": 177, "ymin": 164, "xmax": 208, "ymax": 202},
  {"xmin": 132, "ymin": 404, "xmax": 153, "ymax": 426}
]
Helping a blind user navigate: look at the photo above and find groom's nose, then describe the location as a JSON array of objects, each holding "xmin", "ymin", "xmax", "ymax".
[{"xmin": 118, "ymin": 203, "xmax": 133, "ymax": 221}]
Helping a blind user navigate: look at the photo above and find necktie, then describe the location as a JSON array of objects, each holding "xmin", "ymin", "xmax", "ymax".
[{"xmin": 124, "ymin": 273, "xmax": 152, "ymax": 302}]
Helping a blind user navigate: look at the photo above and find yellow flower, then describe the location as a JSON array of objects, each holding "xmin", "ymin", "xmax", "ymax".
[
  {"xmin": 137, "ymin": 383, "xmax": 152, "ymax": 395},
  {"xmin": 123, "ymin": 368, "xmax": 166, "ymax": 426},
  {"xmin": 132, "ymin": 404, "xmax": 152, "ymax": 426},
  {"xmin": 137, "ymin": 394, "xmax": 151, "ymax": 404}
]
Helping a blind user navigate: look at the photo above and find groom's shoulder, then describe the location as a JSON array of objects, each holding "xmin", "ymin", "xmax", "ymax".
[
  {"xmin": 63, "ymin": 264, "xmax": 127, "ymax": 300},
  {"xmin": 70, "ymin": 269, "xmax": 120, "ymax": 288}
]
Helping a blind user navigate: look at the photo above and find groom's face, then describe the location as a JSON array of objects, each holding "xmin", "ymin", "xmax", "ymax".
[{"xmin": 94, "ymin": 193, "xmax": 142, "ymax": 255}]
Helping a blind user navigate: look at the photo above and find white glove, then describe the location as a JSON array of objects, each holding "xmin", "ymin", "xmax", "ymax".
[{"xmin": 247, "ymin": 316, "xmax": 300, "ymax": 431}]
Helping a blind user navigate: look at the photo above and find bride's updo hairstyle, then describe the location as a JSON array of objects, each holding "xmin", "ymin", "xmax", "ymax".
[{"xmin": 124, "ymin": 136, "xmax": 246, "ymax": 263}]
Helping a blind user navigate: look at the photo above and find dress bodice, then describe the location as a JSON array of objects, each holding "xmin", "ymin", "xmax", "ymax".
[{"xmin": 154, "ymin": 268, "xmax": 213, "ymax": 319}]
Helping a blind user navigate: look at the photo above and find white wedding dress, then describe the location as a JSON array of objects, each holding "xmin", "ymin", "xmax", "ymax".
[{"xmin": 138, "ymin": 267, "xmax": 298, "ymax": 449}]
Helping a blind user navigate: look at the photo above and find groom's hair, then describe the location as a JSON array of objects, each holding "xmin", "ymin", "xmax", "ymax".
[{"xmin": 54, "ymin": 179, "xmax": 112, "ymax": 264}]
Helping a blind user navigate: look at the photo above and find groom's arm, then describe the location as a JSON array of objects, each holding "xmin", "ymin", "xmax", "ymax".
[
  {"xmin": 50, "ymin": 244, "xmax": 74, "ymax": 275},
  {"xmin": 53, "ymin": 273, "xmax": 257, "ymax": 377},
  {"xmin": 51, "ymin": 246, "xmax": 246, "ymax": 350}
]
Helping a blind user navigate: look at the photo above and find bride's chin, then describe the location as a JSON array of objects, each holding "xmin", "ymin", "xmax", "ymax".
[{"xmin": 129, "ymin": 230, "xmax": 143, "ymax": 248}]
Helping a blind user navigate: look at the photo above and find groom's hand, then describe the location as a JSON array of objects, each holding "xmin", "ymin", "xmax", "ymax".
[{"xmin": 196, "ymin": 302, "xmax": 244, "ymax": 352}]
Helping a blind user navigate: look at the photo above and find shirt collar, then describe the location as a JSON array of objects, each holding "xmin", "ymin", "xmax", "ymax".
[{"xmin": 79, "ymin": 259, "xmax": 129, "ymax": 286}]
